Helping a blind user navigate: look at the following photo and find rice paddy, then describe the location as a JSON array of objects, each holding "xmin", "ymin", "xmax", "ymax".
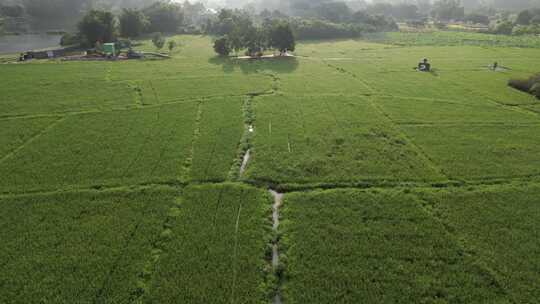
[{"xmin": 1, "ymin": 33, "xmax": 539, "ymax": 303}]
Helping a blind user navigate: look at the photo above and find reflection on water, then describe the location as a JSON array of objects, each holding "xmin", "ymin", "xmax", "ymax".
[{"xmin": 0, "ymin": 34, "xmax": 61, "ymax": 54}]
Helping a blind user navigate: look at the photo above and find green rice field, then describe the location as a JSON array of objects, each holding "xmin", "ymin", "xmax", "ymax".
[{"xmin": 1, "ymin": 33, "xmax": 539, "ymax": 303}]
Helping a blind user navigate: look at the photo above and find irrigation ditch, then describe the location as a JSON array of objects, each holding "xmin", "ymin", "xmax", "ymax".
[{"xmin": 269, "ymin": 189, "xmax": 284, "ymax": 304}]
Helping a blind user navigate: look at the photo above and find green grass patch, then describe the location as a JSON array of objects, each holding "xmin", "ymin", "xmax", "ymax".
[
  {"xmin": 0, "ymin": 103, "xmax": 199, "ymax": 193},
  {"xmin": 0, "ymin": 188, "xmax": 176, "ymax": 303},
  {"xmin": 0, "ymin": 116, "xmax": 59, "ymax": 158},
  {"xmin": 376, "ymin": 96, "xmax": 538, "ymax": 124},
  {"xmin": 145, "ymin": 183, "xmax": 272, "ymax": 303},
  {"xmin": 444, "ymin": 71, "xmax": 538, "ymax": 106},
  {"xmin": 138, "ymin": 74, "xmax": 271, "ymax": 104},
  {"xmin": 281, "ymin": 189, "xmax": 509, "ymax": 303},
  {"xmin": 365, "ymin": 31, "xmax": 540, "ymax": 48},
  {"xmin": 523, "ymin": 104, "xmax": 540, "ymax": 114},
  {"xmin": 190, "ymin": 97, "xmax": 245, "ymax": 182},
  {"xmin": 402, "ymin": 125, "xmax": 540, "ymax": 179},
  {"xmin": 247, "ymin": 94, "xmax": 442, "ymax": 184},
  {"xmin": 275, "ymin": 59, "xmax": 371, "ymax": 95},
  {"xmin": 0, "ymin": 63, "xmax": 137, "ymax": 116},
  {"xmin": 418, "ymin": 184, "xmax": 540, "ymax": 303}
]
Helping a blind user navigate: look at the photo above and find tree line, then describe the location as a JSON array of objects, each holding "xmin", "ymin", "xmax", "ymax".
[
  {"xmin": 211, "ymin": 11, "xmax": 295, "ymax": 57},
  {"xmin": 65, "ymin": 1, "xmax": 200, "ymax": 47},
  {"xmin": 0, "ymin": 0, "xmax": 206, "ymax": 32}
]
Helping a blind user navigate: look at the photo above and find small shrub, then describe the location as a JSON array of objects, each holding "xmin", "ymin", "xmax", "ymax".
[
  {"xmin": 152, "ymin": 32, "xmax": 165, "ymax": 50},
  {"xmin": 508, "ymin": 74, "xmax": 540, "ymax": 99},
  {"xmin": 508, "ymin": 78, "xmax": 532, "ymax": 93},
  {"xmin": 60, "ymin": 33, "xmax": 82, "ymax": 46},
  {"xmin": 213, "ymin": 36, "xmax": 231, "ymax": 56},
  {"xmin": 167, "ymin": 40, "xmax": 177, "ymax": 52},
  {"xmin": 530, "ymin": 82, "xmax": 540, "ymax": 98},
  {"xmin": 492, "ymin": 20, "xmax": 514, "ymax": 35}
]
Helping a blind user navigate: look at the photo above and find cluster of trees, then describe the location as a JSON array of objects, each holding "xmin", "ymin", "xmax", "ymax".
[
  {"xmin": 206, "ymin": 4, "xmax": 397, "ymax": 42},
  {"xmin": 211, "ymin": 10, "xmax": 295, "ymax": 56},
  {"xmin": 512, "ymin": 8, "xmax": 540, "ymax": 35},
  {"xmin": 0, "ymin": 2, "xmax": 27, "ymax": 33},
  {"xmin": 0, "ymin": 0, "xmax": 208, "ymax": 31},
  {"xmin": 290, "ymin": 14, "xmax": 397, "ymax": 40},
  {"xmin": 491, "ymin": 8, "xmax": 540, "ymax": 35},
  {"xmin": 72, "ymin": 1, "xmax": 195, "ymax": 47}
]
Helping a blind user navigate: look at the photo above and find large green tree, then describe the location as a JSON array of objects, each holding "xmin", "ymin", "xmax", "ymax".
[
  {"xmin": 270, "ymin": 21, "xmax": 295, "ymax": 54},
  {"xmin": 119, "ymin": 8, "xmax": 148, "ymax": 37},
  {"xmin": 433, "ymin": 0, "xmax": 465, "ymax": 21},
  {"xmin": 213, "ymin": 36, "xmax": 231, "ymax": 56},
  {"xmin": 78, "ymin": 9, "xmax": 117, "ymax": 46},
  {"xmin": 143, "ymin": 1, "xmax": 183, "ymax": 33},
  {"xmin": 315, "ymin": 1, "xmax": 352, "ymax": 23},
  {"xmin": 23, "ymin": 0, "xmax": 91, "ymax": 28}
]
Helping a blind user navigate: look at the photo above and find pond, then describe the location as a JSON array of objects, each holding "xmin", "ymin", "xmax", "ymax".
[{"xmin": 0, "ymin": 34, "xmax": 62, "ymax": 54}]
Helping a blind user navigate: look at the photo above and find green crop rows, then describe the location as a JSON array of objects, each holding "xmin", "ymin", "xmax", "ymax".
[
  {"xmin": 1, "ymin": 34, "xmax": 540, "ymax": 303},
  {"xmin": 280, "ymin": 189, "xmax": 509, "ymax": 303},
  {"xmin": 145, "ymin": 184, "xmax": 271, "ymax": 303},
  {"xmin": 0, "ymin": 188, "xmax": 177, "ymax": 303}
]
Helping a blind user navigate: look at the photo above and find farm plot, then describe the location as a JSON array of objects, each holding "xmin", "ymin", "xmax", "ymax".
[
  {"xmin": 268, "ymin": 59, "xmax": 372, "ymax": 96},
  {"xmin": 246, "ymin": 94, "xmax": 443, "ymax": 185},
  {"xmin": 0, "ymin": 102, "xmax": 199, "ymax": 193},
  {"xmin": 0, "ymin": 62, "xmax": 136, "ymax": 117},
  {"xmin": 0, "ymin": 116, "xmax": 60, "ymax": 158},
  {"xmin": 323, "ymin": 45, "xmax": 540, "ymax": 106},
  {"xmin": 418, "ymin": 184, "xmax": 540, "ymax": 303},
  {"xmin": 131, "ymin": 35, "xmax": 217, "ymax": 58},
  {"xmin": 401, "ymin": 124, "xmax": 540, "ymax": 180},
  {"xmin": 137, "ymin": 75, "xmax": 271, "ymax": 104},
  {"xmin": 328, "ymin": 62, "xmax": 487, "ymax": 102},
  {"xmin": 294, "ymin": 39, "xmax": 395, "ymax": 59},
  {"xmin": 190, "ymin": 97, "xmax": 245, "ymax": 182},
  {"xmin": 280, "ymin": 189, "xmax": 509, "ymax": 304},
  {"xmin": 365, "ymin": 31, "xmax": 540, "ymax": 48},
  {"xmin": 109, "ymin": 58, "xmax": 273, "ymax": 104},
  {"xmin": 375, "ymin": 96, "xmax": 539, "ymax": 125},
  {"xmin": 0, "ymin": 188, "xmax": 176, "ymax": 303},
  {"xmin": 444, "ymin": 71, "xmax": 538, "ymax": 106},
  {"xmin": 145, "ymin": 183, "xmax": 271, "ymax": 304}
]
